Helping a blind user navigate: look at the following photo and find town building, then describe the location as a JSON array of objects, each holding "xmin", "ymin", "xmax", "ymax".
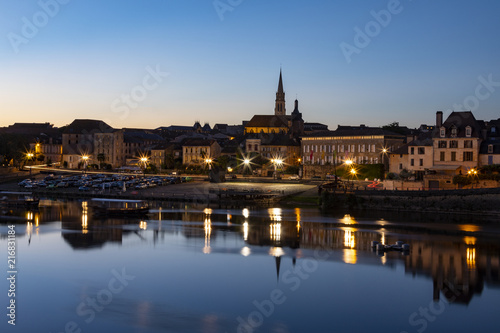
[
  {"xmin": 301, "ymin": 125, "xmax": 406, "ymax": 178},
  {"xmin": 62, "ymin": 119, "xmax": 117, "ymax": 169},
  {"xmin": 388, "ymin": 132, "xmax": 433, "ymax": 180},
  {"xmin": 182, "ymin": 139, "xmax": 221, "ymax": 165}
]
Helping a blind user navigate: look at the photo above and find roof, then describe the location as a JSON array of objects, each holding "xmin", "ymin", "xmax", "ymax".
[
  {"xmin": 303, "ymin": 126, "xmax": 405, "ymax": 138},
  {"xmin": 183, "ymin": 139, "xmax": 217, "ymax": 147},
  {"xmin": 246, "ymin": 115, "xmax": 289, "ymax": 128},
  {"xmin": 64, "ymin": 119, "xmax": 113, "ymax": 134},
  {"xmin": 407, "ymin": 131, "xmax": 433, "ymax": 146},
  {"xmin": 479, "ymin": 139, "xmax": 500, "ymax": 154},
  {"xmin": 433, "ymin": 111, "xmax": 484, "ymax": 138},
  {"xmin": 391, "ymin": 145, "xmax": 408, "ymax": 155}
]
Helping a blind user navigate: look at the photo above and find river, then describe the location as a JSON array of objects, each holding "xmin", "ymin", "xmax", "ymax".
[{"xmin": 1, "ymin": 199, "xmax": 499, "ymax": 333}]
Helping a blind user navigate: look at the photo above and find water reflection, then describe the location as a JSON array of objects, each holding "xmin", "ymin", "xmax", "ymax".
[{"xmin": 2, "ymin": 200, "xmax": 500, "ymax": 306}]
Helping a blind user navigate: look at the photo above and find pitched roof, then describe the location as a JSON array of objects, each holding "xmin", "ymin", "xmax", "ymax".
[
  {"xmin": 303, "ymin": 126, "xmax": 405, "ymax": 138},
  {"xmin": 246, "ymin": 115, "xmax": 289, "ymax": 128},
  {"xmin": 433, "ymin": 111, "xmax": 484, "ymax": 138},
  {"xmin": 64, "ymin": 119, "xmax": 113, "ymax": 134},
  {"xmin": 183, "ymin": 139, "xmax": 216, "ymax": 147}
]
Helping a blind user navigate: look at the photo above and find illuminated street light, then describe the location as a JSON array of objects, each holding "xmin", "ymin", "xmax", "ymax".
[
  {"xmin": 345, "ymin": 159, "xmax": 353, "ymax": 166},
  {"xmin": 205, "ymin": 158, "xmax": 213, "ymax": 171},
  {"xmin": 139, "ymin": 156, "xmax": 149, "ymax": 176},
  {"xmin": 26, "ymin": 152, "xmax": 34, "ymax": 177},
  {"xmin": 81, "ymin": 155, "xmax": 89, "ymax": 174},
  {"xmin": 350, "ymin": 168, "xmax": 357, "ymax": 187}
]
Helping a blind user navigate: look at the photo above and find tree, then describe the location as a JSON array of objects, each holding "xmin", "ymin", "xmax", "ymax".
[
  {"xmin": 97, "ymin": 153, "xmax": 106, "ymax": 168},
  {"xmin": 382, "ymin": 122, "xmax": 407, "ymax": 135}
]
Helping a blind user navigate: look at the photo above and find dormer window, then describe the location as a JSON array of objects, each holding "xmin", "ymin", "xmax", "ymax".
[
  {"xmin": 465, "ymin": 126, "xmax": 472, "ymax": 137},
  {"xmin": 451, "ymin": 126, "xmax": 457, "ymax": 138},
  {"xmin": 488, "ymin": 144, "xmax": 494, "ymax": 154},
  {"xmin": 440, "ymin": 127, "xmax": 446, "ymax": 138},
  {"xmin": 492, "ymin": 127, "xmax": 497, "ymax": 133}
]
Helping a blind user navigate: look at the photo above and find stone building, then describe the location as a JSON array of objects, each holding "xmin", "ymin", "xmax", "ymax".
[
  {"xmin": 182, "ymin": 139, "xmax": 221, "ymax": 165},
  {"xmin": 301, "ymin": 125, "xmax": 406, "ymax": 178},
  {"xmin": 62, "ymin": 119, "xmax": 117, "ymax": 169}
]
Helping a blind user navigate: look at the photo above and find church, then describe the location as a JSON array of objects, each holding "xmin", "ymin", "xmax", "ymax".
[{"xmin": 244, "ymin": 70, "xmax": 305, "ymax": 138}]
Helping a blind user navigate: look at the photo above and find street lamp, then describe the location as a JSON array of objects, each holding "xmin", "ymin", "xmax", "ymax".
[
  {"xmin": 26, "ymin": 152, "xmax": 34, "ymax": 177},
  {"xmin": 81, "ymin": 155, "xmax": 89, "ymax": 174},
  {"xmin": 140, "ymin": 157, "xmax": 149, "ymax": 176},
  {"xmin": 350, "ymin": 168, "xmax": 357, "ymax": 188},
  {"xmin": 272, "ymin": 158, "xmax": 283, "ymax": 180},
  {"xmin": 205, "ymin": 158, "xmax": 212, "ymax": 171}
]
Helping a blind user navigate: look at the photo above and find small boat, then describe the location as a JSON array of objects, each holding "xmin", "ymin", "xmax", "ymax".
[
  {"xmin": 372, "ymin": 240, "xmax": 410, "ymax": 252},
  {"xmin": 90, "ymin": 198, "xmax": 149, "ymax": 217},
  {"xmin": 0, "ymin": 192, "xmax": 40, "ymax": 208}
]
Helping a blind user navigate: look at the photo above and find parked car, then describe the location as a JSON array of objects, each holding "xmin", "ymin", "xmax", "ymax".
[{"xmin": 288, "ymin": 175, "xmax": 300, "ymax": 180}]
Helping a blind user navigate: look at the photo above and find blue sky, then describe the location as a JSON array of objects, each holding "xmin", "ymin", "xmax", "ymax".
[{"xmin": 1, "ymin": 0, "xmax": 499, "ymax": 129}]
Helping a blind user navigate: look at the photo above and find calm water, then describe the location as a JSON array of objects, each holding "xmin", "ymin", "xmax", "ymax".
[{"xmin": 1, "ymin": 199, "xmax": 500, "ymax": 333}]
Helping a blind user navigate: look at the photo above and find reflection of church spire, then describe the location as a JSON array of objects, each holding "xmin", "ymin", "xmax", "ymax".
[{"xmin": 275, "ymin": 255, "xmax": 281, "ymax": 282}]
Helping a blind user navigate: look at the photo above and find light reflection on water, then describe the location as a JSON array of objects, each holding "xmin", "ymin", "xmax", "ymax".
[{"xmin": 1, "ymin": 200, "xmax": 500, "ymax": 332}]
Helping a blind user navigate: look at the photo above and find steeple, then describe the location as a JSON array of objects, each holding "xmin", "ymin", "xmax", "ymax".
[{"xmin": 274, "ymin": 69, "xmax": 286, "ymax": 116}]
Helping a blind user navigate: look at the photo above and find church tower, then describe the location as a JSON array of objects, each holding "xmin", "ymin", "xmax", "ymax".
[{"xmin": 274, "ymin": 69, "xmax": 286, "ymax": 116}]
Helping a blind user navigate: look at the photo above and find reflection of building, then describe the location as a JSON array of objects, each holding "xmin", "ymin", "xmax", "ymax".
[{"xmin": 405, "ymin": 238, "xmax": 500, "ymax": 304}]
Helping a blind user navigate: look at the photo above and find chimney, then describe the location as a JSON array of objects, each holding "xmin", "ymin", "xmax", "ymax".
[{"xmin": 436, "ymin": 111, "xmax": 443, "ymax": 128}]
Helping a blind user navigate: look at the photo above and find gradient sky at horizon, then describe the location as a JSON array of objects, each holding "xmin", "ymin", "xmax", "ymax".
[{"xmin": 1, "ymin": 0, "xmax": 499, "ymax": 130}]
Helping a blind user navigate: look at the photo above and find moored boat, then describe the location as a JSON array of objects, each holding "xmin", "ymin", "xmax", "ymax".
[
  {"xmin": 90, "ymin": 198, "xmax": 149, "ymax": 217},
  {"xmin": 0, "ymin": 192, "xmax": 40, "ymax": 208}
]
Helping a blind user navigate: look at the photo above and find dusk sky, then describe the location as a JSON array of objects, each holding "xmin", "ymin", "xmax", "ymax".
[{"xmin": 1, "ymin": 0, "xmax": 499, "ymax": 130}]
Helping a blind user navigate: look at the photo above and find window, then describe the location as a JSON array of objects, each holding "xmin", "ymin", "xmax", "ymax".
[
  {"xmin": 410, "ymin": 147, "xmax": 414, "ymax": 155},
  {"xmin": 463, "ymin": 151, "xmax": 473, "ymax": 161},
  {"xmin": 440, "ymin": 127, "xmax": 446, "ymax": 138},
  {"xmin": 465, "ymin": 126, "xmax": 472, "ymax": 137},
  {"xmin": 488, "ymin": 144, "xmax": 494, "ymax": 154},
  {"xmin": 450, "ymin": 141, "xmax": 458, "ymax": 148},
  {"xmin": 399, "ymin": 163, "xmax": 402, "ymax": 170},
  {"xmin": 419, "ymin": 159, "xmax": 423, "ymax": 166},
  {"xmin": 451, "ymin": 127, "xmax": 457, "ymax": 138},
  {"xmin": 410, "ymin": 159, "xmax": 414, "ymax": 166},
  {"xmin": 440, "ymin": 152, "xmax": 445, "ymax": 161},
  {"xmin": 438, "ymin": 141, "xmax": 447, "ymax": 148},
  {"xmin": 492, "ymin": 127, "xmax": 497, "ymax": 133},
  {"xmin": 464, "ymin": 140, "xmax": 473, "ymax": 148},
  {"xmin": 418, "ymin": 147, "xmax": 425, "ymax": 154},
  {"xmin": 451, "ymin": 152, "xmax": 456, "ymax": 161}
]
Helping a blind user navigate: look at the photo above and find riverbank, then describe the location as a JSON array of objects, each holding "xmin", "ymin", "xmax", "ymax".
[{"xmin": 319, "ymin": 188, "xmax": 500, "ymax": 216}]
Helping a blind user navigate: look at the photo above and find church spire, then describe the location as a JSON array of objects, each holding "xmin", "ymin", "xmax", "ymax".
[{"xmin": 275, "ymin": 69, "xmax": 286, "ymax": 116}]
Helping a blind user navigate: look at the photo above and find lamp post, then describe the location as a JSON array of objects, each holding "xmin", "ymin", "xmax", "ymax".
[
  {"xmin": 26, "ymin": 152, "xmax": 34, "ymax": 177},
  {"xmin": 467, "ymin": 168, "xmax": 478, "ymax": 188},
  {"xmin": 272, "ymin": 158, "xmax": 283, "ymax": 180},
  {"xmin": 140, "ymin": 157, "xmax": 148, "ymax": 177},
  {"xmin": 81, "ymin": 155, "xmax": 89, "ymax": 174},
  {"xmin": 243, "ymin": 158, "xmax": 250, "ymax": 178},
  {"xmin": 350, "ymin": 168, "xmax": 357, "ymax": 188}
]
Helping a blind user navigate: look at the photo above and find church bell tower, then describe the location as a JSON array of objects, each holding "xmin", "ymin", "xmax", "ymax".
[{"xmin": 274, "ymin": 69, "xmax": 286, "ymax": 116}]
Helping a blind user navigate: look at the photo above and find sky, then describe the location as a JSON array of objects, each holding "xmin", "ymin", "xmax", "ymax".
[{"xmin": 1, "ymin": 0, "xmax": 499, "ymax": 130}]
